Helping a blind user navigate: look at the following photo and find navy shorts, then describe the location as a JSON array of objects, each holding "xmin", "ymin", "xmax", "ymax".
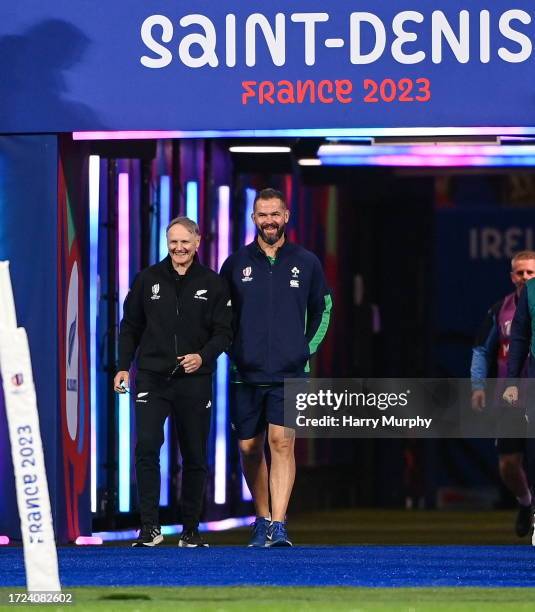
[{"xmin": 230, "ymin": 383, "xmax": 285, "ymax": 440}]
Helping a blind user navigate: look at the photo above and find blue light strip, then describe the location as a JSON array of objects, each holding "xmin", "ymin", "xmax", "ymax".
[
  {"xmin": 159, "ymin": 175, "xmax": 171, "ymax": 507},
  {"xmin": 245, "ymin": 188, "xmax": 256, "ymax": 245},
  {"xmin": 117, "ymin": 368, "xmax": 130, "ymax": 512},
  {"xmin": 215, "ymin": 186, "xmax": 230, "ymax": 505},
  {"xmin": 186, "ymin": 181, "xmax": 198, "ymax": 222},
  {"xmin": 215, "ymin": 354, "xmax": 228, "ymax": 505},
  {"xmin": 319, "ymin": 155, "xmax": 535, "ymax": 167},
  {"xmin": 117, "ymin": 173, "xmax": 131, "ymax": 513},
  {"xmin": 74, "ymin": 126, "xmax": 535, "ymax": 141},
  {"xmin": 88, "ymin": 155, "xmax": 100, "ymax": 514},
  {"xmin": 318, "ymin": 144, "xmax": 535, "ymax": 167},
  {"xmin": 241, "ymin": 187, "xmax": 256, "ymax": 502},
  {"xmin": 93, "ymin": 516, "xmax": 255, "ymax": 542},
  {"xmin": 159, "ymin": 175, "xmax": 171, "ymax": 260},
  {"xmin": 319, "ymin": 144, "xmax": 535, "ymax": 157}
]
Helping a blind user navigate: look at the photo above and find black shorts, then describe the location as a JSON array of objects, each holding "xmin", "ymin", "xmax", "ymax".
[
  {"xmin": 230, "ymin": 383, "xmax": 285, "ymax": 440},
  {"xmin": 495, "ymin": 437, "xmax": 527, "ymax": 455},
  {"xmin": 495, "ymin": 405, "xmax": 528, "ymax": 455}
]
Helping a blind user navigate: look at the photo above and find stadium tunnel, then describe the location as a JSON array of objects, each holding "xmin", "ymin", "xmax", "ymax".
[{"xmin": 2, "ymin": 131, "xmax": 535, "ymax": 541}]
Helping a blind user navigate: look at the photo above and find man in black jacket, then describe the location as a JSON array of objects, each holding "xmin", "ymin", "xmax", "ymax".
[{"xmin": 114, "ymin": 217, "xmax": 232, "ymax": 547}]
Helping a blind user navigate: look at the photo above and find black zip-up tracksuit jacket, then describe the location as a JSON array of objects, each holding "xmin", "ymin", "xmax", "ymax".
[{"xmin": 118, "ymin": 256, "xmax": 232, "ymax": 376}]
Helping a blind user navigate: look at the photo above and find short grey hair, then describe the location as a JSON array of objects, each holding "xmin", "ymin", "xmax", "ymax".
[{"xmin": 166, "ymin": 216, "xmax": 200, "ymax": 236}]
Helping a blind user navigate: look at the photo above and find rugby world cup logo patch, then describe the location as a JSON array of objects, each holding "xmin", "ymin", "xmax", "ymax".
[
  {"xmin": 151, "ymin": 283, "xmax": 161, "ymax": 300},
  {"xmin": 242, "ymin": 266, "xmax": 253, "ymax": 282}
]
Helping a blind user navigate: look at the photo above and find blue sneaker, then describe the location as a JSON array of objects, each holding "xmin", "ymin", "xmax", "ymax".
[
  {"xmin": 266, "ymin": 521, "xmax": 292, "ymax": 547},
  {"xmin": 248, "ymin": 517, "xmax": 270, "ymax": 547}
]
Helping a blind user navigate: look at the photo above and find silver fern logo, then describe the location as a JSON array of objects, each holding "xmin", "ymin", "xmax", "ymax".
[
  {"xmin": 290, "ymin": 266, "xmax": 300, "ymax": 288},
  {"xmin": 151, "ymin": 283, "xmax": 160, "ymax": 300},
  {"xmin": 67, "ymin": 316, "xmax": 77, "ymax": 367}
]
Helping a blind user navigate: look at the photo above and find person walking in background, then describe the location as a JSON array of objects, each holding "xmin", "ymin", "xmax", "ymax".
[{"xmin": 472, "ymin": 251, "xmax": 535, "ymax": 537}]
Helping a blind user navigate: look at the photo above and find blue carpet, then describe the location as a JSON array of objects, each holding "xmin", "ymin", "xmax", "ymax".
[{"xmin": 1, "ymin": 546, "xmax": 535, "ymax": 588}]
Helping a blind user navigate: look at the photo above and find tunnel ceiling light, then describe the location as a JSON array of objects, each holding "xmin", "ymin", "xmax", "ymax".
[
  {"xmin": 298, "ymin": 158, "xmax": 322, "ymax": 166},
  {"xmin": 229, "ymin": 146, "xmax": 291, "ymax": 154}
]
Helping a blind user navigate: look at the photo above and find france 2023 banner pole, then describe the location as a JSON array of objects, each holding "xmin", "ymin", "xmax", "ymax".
[
  {"xmin": 1, "ymin": 2, "xmax": 535, "ymax": 132},
  {"xmin": 0, "ymin": 262, "xmax": 61, "ymax": 592}
]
